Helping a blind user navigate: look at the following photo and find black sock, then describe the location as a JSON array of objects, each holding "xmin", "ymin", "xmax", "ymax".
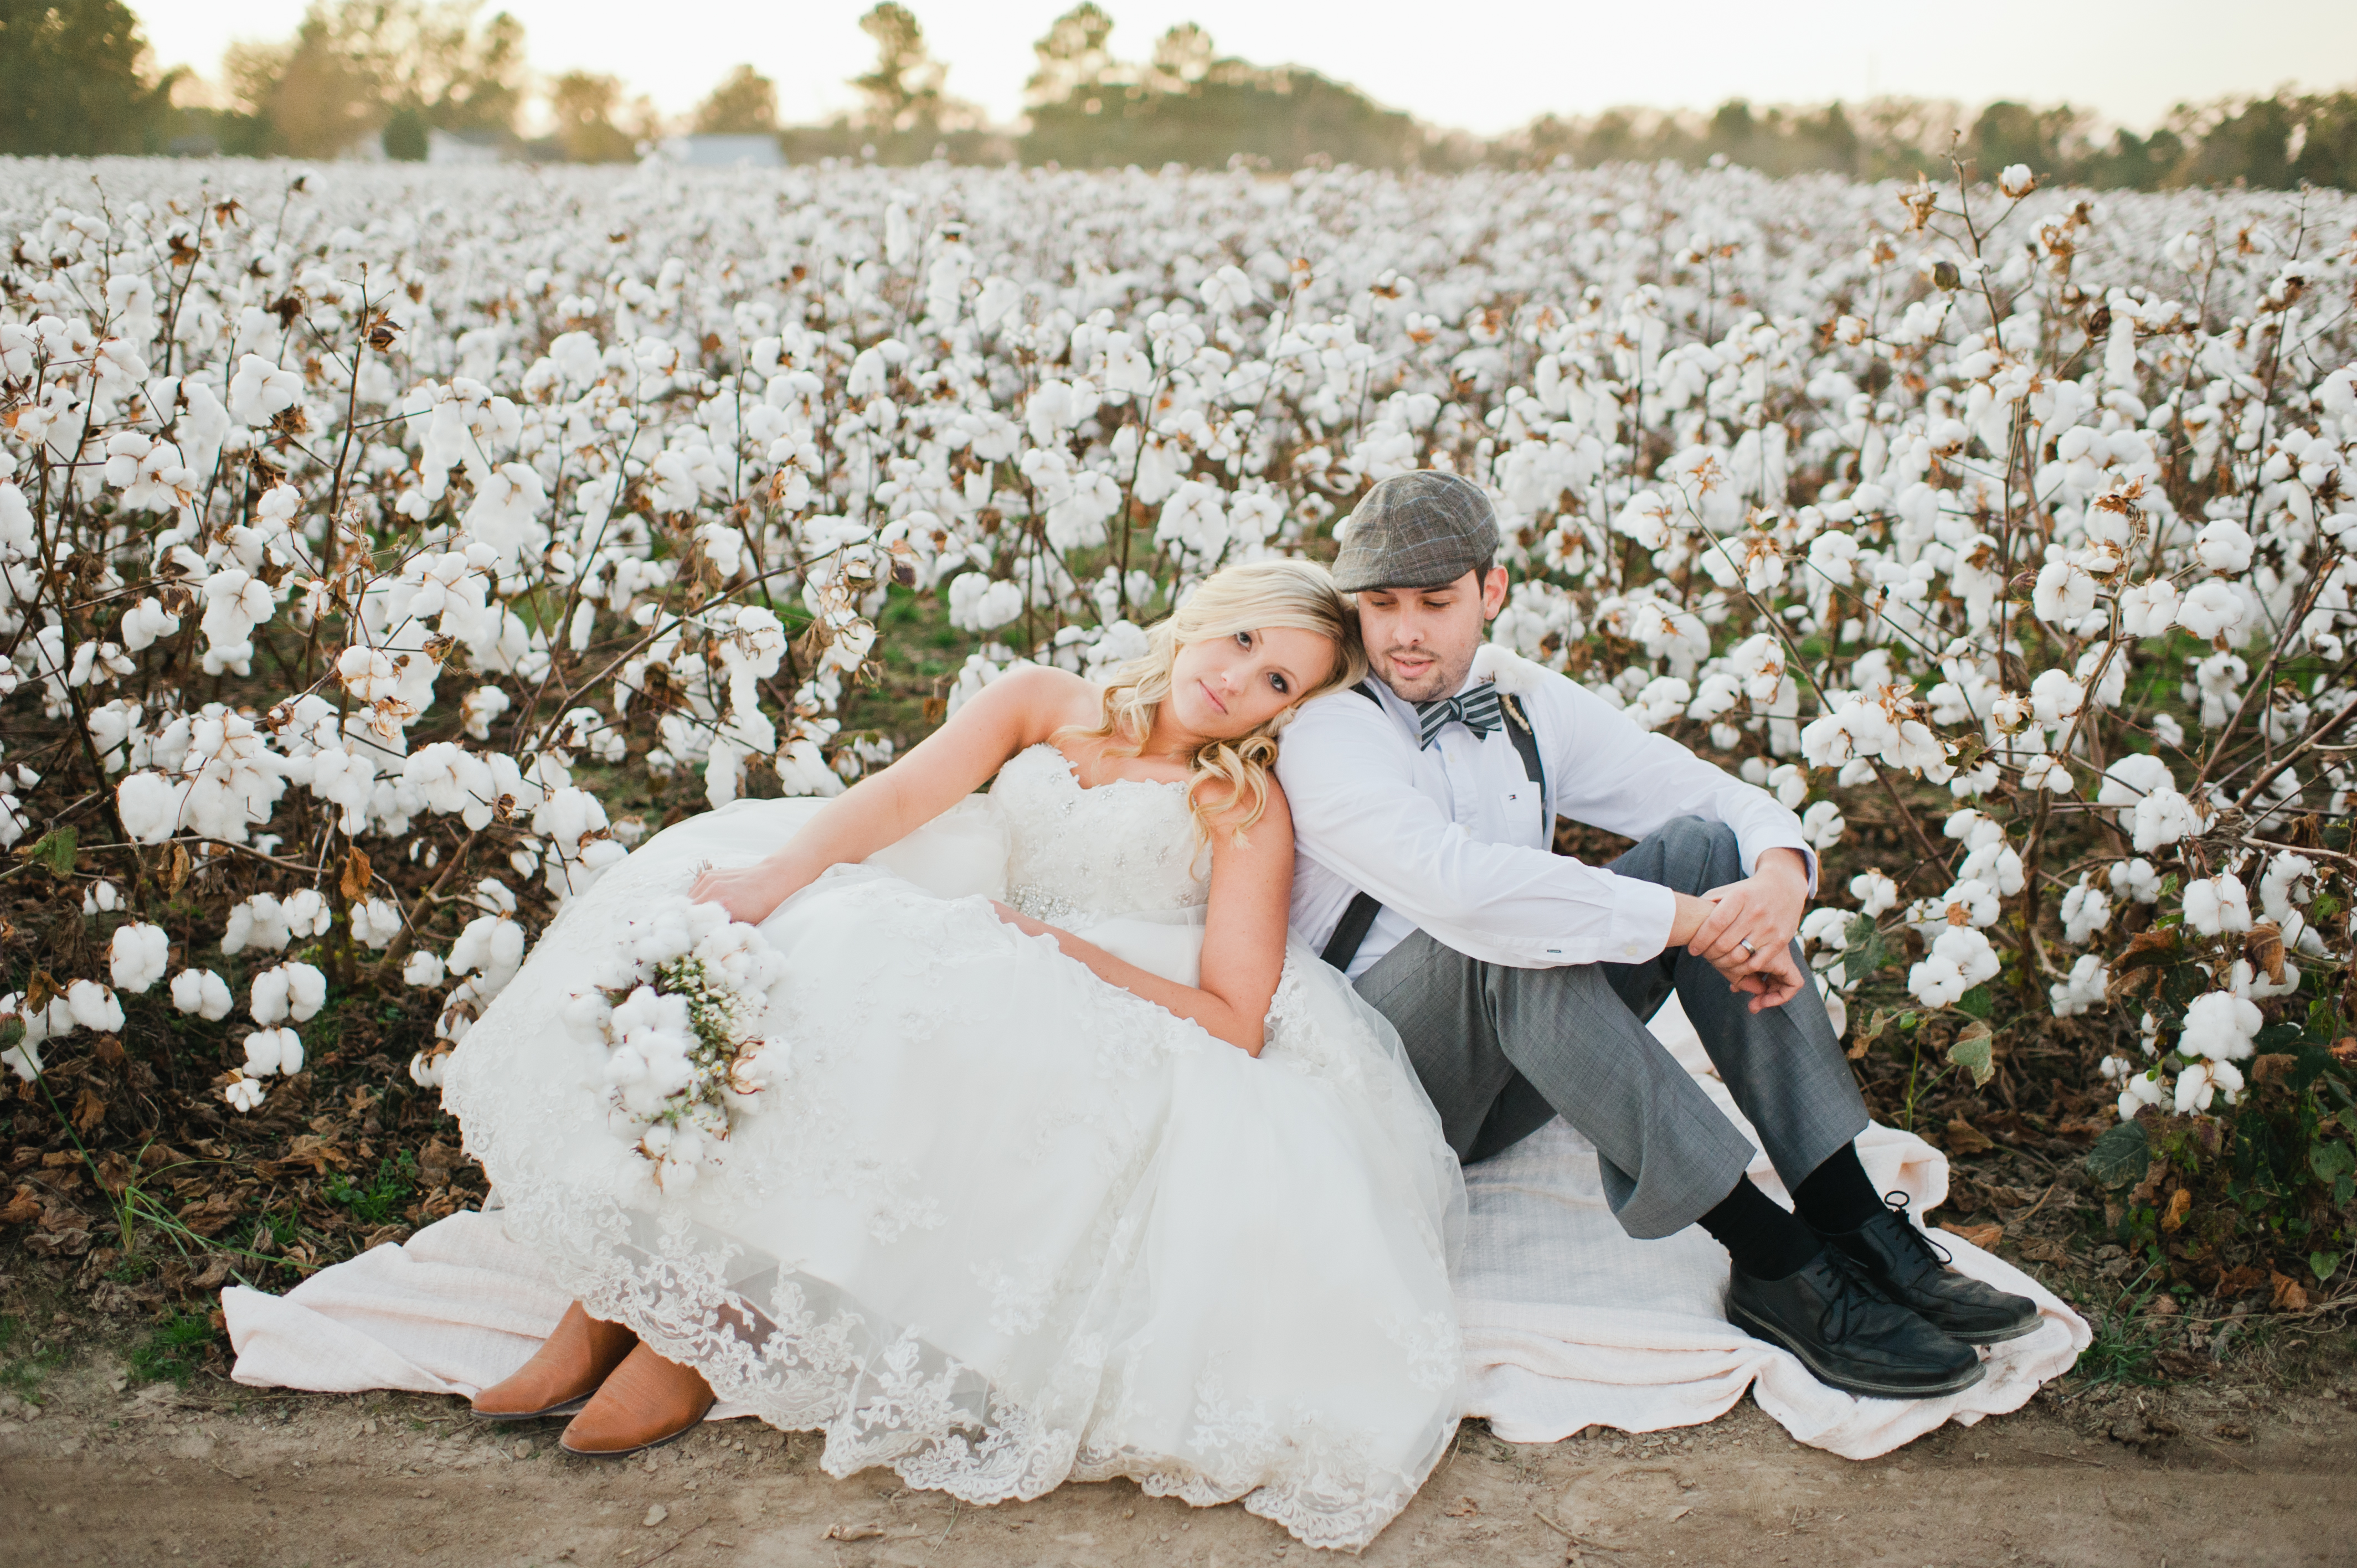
[
  {"xmin": 1790, "ymin": 1144, "xmax": 1886, "ymax": 1236},
  {"xmin": 1697, "ymin": 1177, "xmax": 1823, "ymax": 1281}
]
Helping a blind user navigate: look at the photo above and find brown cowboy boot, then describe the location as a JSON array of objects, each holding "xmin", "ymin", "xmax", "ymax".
[
  {"xmin": 559, "ymin": 1342, "xmax": 716, "ymax": 1457},
  {"xmin": 472, "ymin": 1302, "xmax": 639, "ymax": 1420}
]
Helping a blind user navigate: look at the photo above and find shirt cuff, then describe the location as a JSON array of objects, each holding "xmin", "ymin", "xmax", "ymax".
[
  {"xmin": 1609, "ymin": 876, "xmax": 1679, "ymax": 964},
  {"xmin": 1740, "ymin": 834, "xmax": 1819, "ymax": 896}
]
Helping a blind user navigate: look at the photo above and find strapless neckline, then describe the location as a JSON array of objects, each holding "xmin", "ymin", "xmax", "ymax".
[{"xmin": 1035, "ymin": 743, "xmax": 1191, "ymax": 797}]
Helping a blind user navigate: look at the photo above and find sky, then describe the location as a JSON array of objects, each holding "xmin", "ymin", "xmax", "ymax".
[{"xmin": 141, "ymin": 0, "xmax": 2356, "ymax": 138}]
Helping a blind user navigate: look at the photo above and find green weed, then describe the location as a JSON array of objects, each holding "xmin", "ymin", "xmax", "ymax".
[
  {"xmin": 0, "ymin": 1314, "xmax": 66, "ymax": 1402},
  {"xmin": 323, "ymin": 1152, "xmax": 419, "ymax": 1227},
  {"xmin": 130, "ymin": 1311, "xmax": 220, "ymax": 1386}
]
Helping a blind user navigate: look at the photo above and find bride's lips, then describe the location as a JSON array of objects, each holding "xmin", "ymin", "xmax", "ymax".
[{"xmin": 1197, "ymin": 678, "xmax": 1228, "ymax": 716}]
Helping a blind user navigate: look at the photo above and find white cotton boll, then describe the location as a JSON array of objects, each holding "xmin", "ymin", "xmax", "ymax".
[
  {"xmin": 2061, "ymin": 879, "xmax": 2112, "ymax": 943},
  {"xmin": 65, "ymin": 978, "xmax": 124, "ymax": 1034},
  {"xmin": 2179, "ymin": 990, "xmax": 2261, "ymax": 1061},
  {"xmin": 222, "ymin": 894, "xmax": 291, "ymax": 956},
  {"xmin": 227, "ymin": 353, "xmax": 302, "ymax": 426},
  {"xmin": 1766, "ymin": 764, "xmax": 1808, "ymax": 810},
  {"xmin": 2194, "ymin": 518, "xmax": 2254, "ymax": 574},
  {"xmin": 2029, "ymin": 669, "xmax": 2085, "ymax": 724},
  {"xmin": 2, "ymin": 1035, "xmax": 42, "ymax": 1084},
  {"xmin": 243, "ymin": 1026, "xmax": 294, "ymax": 1076},
  {"xmin": 1998, "ymin": 164, "xmax": 2037, "ymax": 198},
  {"xmin": 1941, "ymin": 926, "xmax": 2003, "ymax": 986},
  {"xmin": 2229, "ymin": 956, "xmax": 2303, "ymax": 1002},
  {"xmin": 2031, "ymin": 560, "xmax": 2096, "ymax": 626},
  {"xmin": 1959, "ymin": 841, "xmax": 2025, "ymax": 896},
  {"xmin": 281, "ymin": 961, "xmax": 327, "ymax": 1022},
  {"xmin": 224, "ymin": 1077, "xmax": 267, "ymax": 1113},
  {"xmin": 2175, "ymin": 1058, "xmax": 2245, "ymax": 1115},
  {"xmin": 2182, "ymin": 872, "xmax": 2251, "ymax": 935},
  {"xmin": 351, "ymin": 898, "xmax": 403, "ymax": 948},
  {"xmin": 1907, "ymin": 953, "xmax": 1967, "ymax": 1009},
  {"xmin": 2019, "ymin": 754, "xmax": 2075, "ymax": 795},
  {"xmin": 1909, "ymin": 925, "xmax": 2000, "ymax": 1008},
  {"xmin": 402, "ymin": 950, "xmax": 446, "ymax": 988},
  {"xmin": 2097, "ymin": 752, "xmax": 2175, "ymax": 820},
  {"xmin": 1850, "ymin": 869, "xmax": 1898, "ymax": 917},
  {"xmin": 2051, "ymin": 955, "xmax": 2109, "ymax": 1018},
  {"xmin": 120, "ymin": 596, "xmax": 181, "ymax": 651},
  {"xmin": 2130, "ymin": 787, "xmax": 2198, "ymax": 853},
  {"xmin": 169, "ymin": 967, "xmax": 234, "ymax": 1020},
  {"xmin": 1799, "ymin": 907, "xmax": 1855, "ymax": 955},
  {"xmin": 282, "ymin": 888, "xmax": 331, "ymax": 940},
  {"xmin": 1943, "ymin": 808, "xmax": 2003, "ymax": 851},
  {"xmin": 116, "ymin": 770, "xmax": 182, "ymax": 845},
  {"xmin": 2117, "ymin": 580, "xmax": 2181, "ymax": 638},
  {"xmin": 83, "ymin": 881, "xmax": 124, "ymax": 915},
  {"xmin": 109, "ymin": 922, "xmax": 169, "ymax": 993},
  {"xmin": 1929, "ymin": 879, "xmax": 2001, "ymax": 930},
  {"xmin": 2117, "ymin": 1070, "xmax": 2168, "ymax": 1121},
  {"xmin": 1800, "ymin": 800, "xmax": 1845, "ymax": 848},
  {"xmin": 250, "ymin": 966, "xmax": 291, "ymax": 1025},
  {"xmin": 2109, "ymin": 858, "xmax": 2161, "ymax": 903},
  {"xmin": 2175, "ymin": 580, "xmax": 2245, "ymax": 641},
  {"xmin": 2259, "ymin": 852, "xmax": 2316, "ymax": 922},
  {"xmin": 409, "ymin": 1050, "xmax": 449, "ymax": 1088}
]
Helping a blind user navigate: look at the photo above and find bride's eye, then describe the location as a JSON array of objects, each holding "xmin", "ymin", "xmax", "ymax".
[
  {"xmin": 1268, "ymin": 672, "xmax": 1290, "ymax": 694},
  {"xmin": 1233, "ymin": 631, "xmax": 1253, "ymax": 649}
]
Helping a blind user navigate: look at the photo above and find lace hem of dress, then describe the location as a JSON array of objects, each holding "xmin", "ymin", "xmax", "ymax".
[{"xmin": 462, "ymin": 1160, "xmax": 1429, "ymax": 1550}]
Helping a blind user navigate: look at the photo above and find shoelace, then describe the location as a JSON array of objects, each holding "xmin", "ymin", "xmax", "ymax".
[
  {"xmin": 1812, "ymin": 1242, "xmax": 1905, "ymax": 1340},
  {"xmin": 1877, "ymin": 1190, "xmax": 1953, "ymax": 1276}
]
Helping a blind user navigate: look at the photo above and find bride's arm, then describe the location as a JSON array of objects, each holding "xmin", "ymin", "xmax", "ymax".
[
  {"xmin": 990, "ymin": 780, "xmax": 1294, "ymax": 1057},
  {"xmin": 689, "ymin": 665, "xmax": 1099, "ymax": 924}
]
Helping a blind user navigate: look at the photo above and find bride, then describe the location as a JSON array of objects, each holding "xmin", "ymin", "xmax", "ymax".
[{"xmin": 441, "ymin": 559, "xmax": 1468, "ymax": 1550}]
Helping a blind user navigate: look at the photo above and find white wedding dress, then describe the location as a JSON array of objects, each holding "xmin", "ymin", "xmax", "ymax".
[{"xmin": 442, "ymin": 744, "xmax": 1468, "ymax": 1550}]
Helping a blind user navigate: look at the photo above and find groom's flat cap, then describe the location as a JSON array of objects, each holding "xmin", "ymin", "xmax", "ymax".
[{"xmin": 1330, "ymin": 471, "xmax": 1500, "ymax": 592}]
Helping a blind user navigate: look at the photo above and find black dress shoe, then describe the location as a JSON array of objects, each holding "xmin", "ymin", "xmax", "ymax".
[
  {"xmin": 1726, "ymin": 1246, "xmax": 1984, "ymax": 1399},
  {"xmin": 1817, "ymin": 1195, "xmax": 2042, "ymax": 1346}
]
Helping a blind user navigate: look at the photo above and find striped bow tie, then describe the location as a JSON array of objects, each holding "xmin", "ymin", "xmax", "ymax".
[{"xmin": 1415, "ymin": 684, "xmax": 1504, "ymax": 748}]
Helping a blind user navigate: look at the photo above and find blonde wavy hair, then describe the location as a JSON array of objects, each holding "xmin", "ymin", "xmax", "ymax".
[{"xmin": 1059, "ymin": 559, "xmax": 1367, "ymax": 843}]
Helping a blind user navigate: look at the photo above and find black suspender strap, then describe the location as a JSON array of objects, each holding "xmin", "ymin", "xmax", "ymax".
[
  {"xmin": 1320, "ymin": 682, "xmax": 1548, "ymax": 973},
  {"xmin": 1318, "ymin": 890, "xmax": 1385, "ymax": 971},
  {"xmin": 1499, "ymin": 693, "xmax": 1546, "ymax": 826}
]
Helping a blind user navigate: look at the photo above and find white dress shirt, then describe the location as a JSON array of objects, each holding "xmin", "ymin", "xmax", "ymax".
[{"xmin": 1275, "ymin": 644, "xmax": 1817, "ymax": 980}]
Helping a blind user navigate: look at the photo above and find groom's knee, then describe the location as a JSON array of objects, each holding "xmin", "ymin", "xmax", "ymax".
[{"xmin": 1630, "ymin": 816, "xmax": 1743, "ymax": 893}]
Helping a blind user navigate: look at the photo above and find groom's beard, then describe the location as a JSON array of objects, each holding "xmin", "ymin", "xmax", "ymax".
[{"xmin": 1371, "ymin": 642, "xmax": 1478, "ymax": 704}]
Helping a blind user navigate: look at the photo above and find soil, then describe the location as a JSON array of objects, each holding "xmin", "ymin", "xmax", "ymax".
[{"xmin": 7, "ymin": 1334, "xmax": 2355, "ymax": 1568}]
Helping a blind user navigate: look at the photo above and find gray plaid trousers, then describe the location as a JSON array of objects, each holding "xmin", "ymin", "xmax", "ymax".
[{"xmin": 1352, "ymin": 816, "xmax": 1869, "ymax": 1240}]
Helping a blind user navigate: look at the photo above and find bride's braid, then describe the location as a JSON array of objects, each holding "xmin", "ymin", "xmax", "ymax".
[{"xmin": 1061, "ymin": 560, "xmax": 1367, "ymax": 843}]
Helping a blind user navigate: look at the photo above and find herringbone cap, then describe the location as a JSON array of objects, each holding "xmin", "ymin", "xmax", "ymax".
[{"xmin": 1330, "ymin": 471, "xmax": 1500, "ymax": 592}]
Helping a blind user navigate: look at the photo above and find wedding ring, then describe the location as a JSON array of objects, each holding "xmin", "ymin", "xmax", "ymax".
[{"xmin": 1737, "ymin": 937, "xmax": 1757, "ymax": 954}]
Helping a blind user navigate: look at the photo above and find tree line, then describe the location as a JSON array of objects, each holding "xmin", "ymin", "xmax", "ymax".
[{"xmin": 3, "ymin": 0, "xmax": 2351, "ymax": 190}]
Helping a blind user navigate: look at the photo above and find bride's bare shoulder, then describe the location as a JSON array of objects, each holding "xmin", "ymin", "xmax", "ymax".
[{"xmin": 977, "ymin": 663, "xmax": 1106, "ymax": 730}]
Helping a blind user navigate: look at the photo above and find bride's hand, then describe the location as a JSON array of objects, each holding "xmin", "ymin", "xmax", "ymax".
[{"xmin": 689, "ymin": 863, "xmax": 788, "ymax": 926}]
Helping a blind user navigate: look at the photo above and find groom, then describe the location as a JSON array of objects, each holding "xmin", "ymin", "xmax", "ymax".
[{"xmin": 1274, "ymin": 471, "xmax": 2037, "ymax": 1399}]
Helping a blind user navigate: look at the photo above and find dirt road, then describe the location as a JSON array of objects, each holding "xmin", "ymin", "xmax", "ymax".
[{"xmin": 7, "ymin": 1346, "xmax": 2353, "ymax": 1568}]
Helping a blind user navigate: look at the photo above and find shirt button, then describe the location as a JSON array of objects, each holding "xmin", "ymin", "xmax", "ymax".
[{"xmin": 1623, "ymin": 943, "xmax": 1644, "ymax": 956}]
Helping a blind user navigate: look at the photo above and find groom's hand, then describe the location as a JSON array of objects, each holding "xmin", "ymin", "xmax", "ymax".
[{"xmin": 1669, "ymin": 849, "xmax": 1812, "ymax": 1013}]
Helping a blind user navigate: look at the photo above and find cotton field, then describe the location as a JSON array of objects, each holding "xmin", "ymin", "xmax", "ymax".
[{"xmin": 0, "ymin": 154, "xmax": 2351, "ymax": 1134}]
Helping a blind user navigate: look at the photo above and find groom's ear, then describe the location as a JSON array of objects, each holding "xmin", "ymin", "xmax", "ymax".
[{"xmin": 1480, "ymin": 564, "xmax": 1510, "ymax": 621}]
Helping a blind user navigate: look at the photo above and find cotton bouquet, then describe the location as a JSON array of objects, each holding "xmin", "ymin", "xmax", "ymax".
[{"xmin": 564, "ymin": 896, "xmax": 786, "ymax": 1195}]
